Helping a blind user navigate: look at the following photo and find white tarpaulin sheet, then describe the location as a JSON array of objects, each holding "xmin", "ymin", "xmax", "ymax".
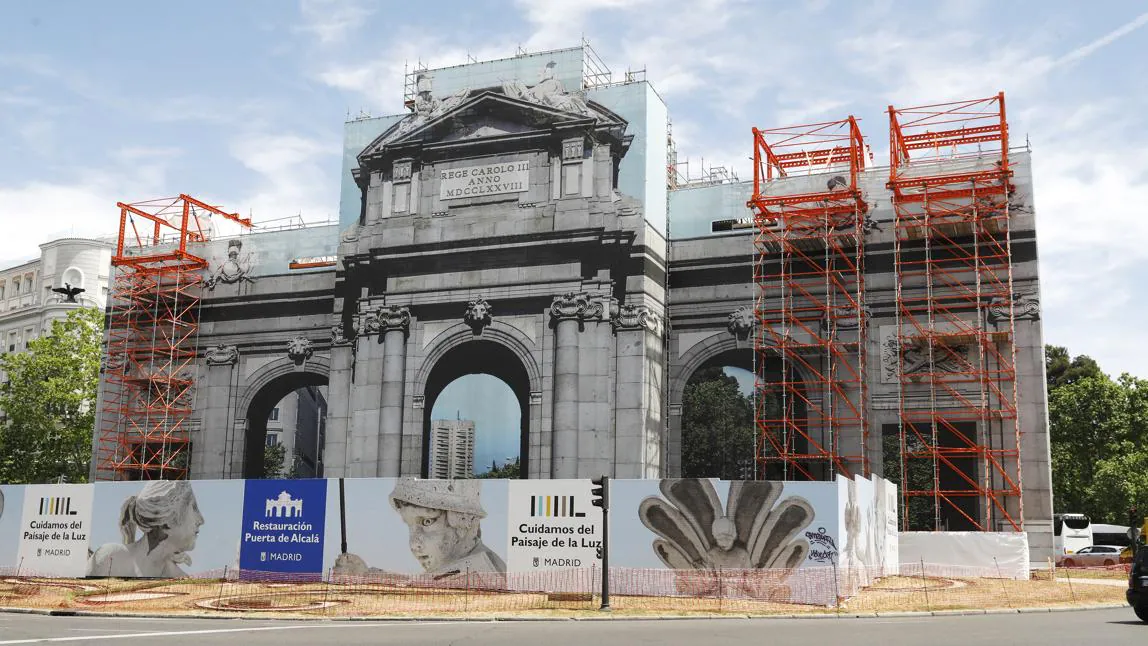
[{"xmin": 899, "ymin": 531, "xmax": 1030, "ymax": 580}]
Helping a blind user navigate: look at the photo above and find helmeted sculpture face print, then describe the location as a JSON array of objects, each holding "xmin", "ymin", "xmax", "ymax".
[{"xmin": 388, "ymin": 478, "xmax": 505, "ymax": 575}]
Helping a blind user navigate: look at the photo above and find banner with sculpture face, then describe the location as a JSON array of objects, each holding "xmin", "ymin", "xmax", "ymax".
[
  {"xmin": 323, "ymin": 478, "xmax": 510, "ymax": 583},
  {"xmin": 86, "ymin": 480, "xmax": 243, "ymax": 578}
]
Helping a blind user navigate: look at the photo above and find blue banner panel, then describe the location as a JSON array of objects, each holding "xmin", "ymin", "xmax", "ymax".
[{"xmin": 239, "ymin": 479, "xmax": 327, "ymax": 579}]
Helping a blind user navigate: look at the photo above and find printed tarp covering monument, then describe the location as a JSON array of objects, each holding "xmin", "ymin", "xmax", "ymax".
[{"xmin": 0, "ymin": 476, "xmax": 896, "ymax": 604}]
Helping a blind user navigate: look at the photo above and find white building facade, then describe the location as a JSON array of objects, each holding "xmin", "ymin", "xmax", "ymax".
[{"xmin": 0, "ymin": 237, "xmax": 112, "ymax": 357}]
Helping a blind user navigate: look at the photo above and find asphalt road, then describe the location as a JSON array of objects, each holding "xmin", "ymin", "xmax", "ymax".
[{"xmin": 0, "ymin": 608, "xmax": 1143, "ymax": 646}]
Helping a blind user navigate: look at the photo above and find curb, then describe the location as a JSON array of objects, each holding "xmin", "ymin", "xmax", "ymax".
[{"xmin": 0, "ymin": 603, "xmax": 1129, "ymax": 622}]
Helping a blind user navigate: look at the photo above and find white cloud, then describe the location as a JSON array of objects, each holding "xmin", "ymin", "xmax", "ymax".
[
  {"xmin": 296, "ymin": 0, "xmax": 375, "ymax": 45},
  {"xmin": 0, "ymin": 164, "xmax": 171, "ymax": 266},
  {"xmin": 312, "ymin": 33, "xmax": 509, "ymax": 114},
  {"xmin": 223, "ymin": 132, "xmax": 341, "ymax": 229}
]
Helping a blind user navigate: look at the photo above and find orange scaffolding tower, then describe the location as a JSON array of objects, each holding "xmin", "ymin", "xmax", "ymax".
[
  {"xmin": 96, "ymin": 195, "xmax": 250, "ymax": 481},
  {"xmin": 887, "ymin": 93, "xmax": 1022, "ymax": 531},
  {"xmin": 748, "ymin": 117, "xmax": 871, "ymax": 481}
]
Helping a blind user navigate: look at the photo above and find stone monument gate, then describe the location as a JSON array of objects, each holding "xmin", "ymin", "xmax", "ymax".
[{"xmin": 176, "ymin": 80, "xmax": 670, "ymax": 481}]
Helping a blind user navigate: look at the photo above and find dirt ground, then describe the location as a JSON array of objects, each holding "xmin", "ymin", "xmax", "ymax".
[{"xmin": 0, "ymin": 573, "xmax": 1127, "ymax": 619}]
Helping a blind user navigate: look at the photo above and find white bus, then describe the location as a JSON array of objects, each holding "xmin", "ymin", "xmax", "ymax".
[{"xmin": 1054, "ymin": 513, "xmax": 1093, "ymax": 555}]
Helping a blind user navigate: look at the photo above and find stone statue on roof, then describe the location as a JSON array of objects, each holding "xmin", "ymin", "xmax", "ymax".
[{"xmin": 502, "ymin": 61, "xmax": 592, "ymax": 116}]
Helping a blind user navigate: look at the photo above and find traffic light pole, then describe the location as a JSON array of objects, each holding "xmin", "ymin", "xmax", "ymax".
[
  {"xmin": 591, "ymin": 475, "xmax": 610, "ymax": 612},
  {"xmin": 600, "ymin": 501, "xmax": 610, "ymax": 611}
]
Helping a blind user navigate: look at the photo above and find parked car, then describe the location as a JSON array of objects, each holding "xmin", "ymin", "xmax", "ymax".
[
  {"xmin": 1129, "ymin": 545, "xmax": 1148, "ymax": 623},
  {"xmin": 1057, "ymin": 545, "xmax": 1124, "ymax": 567}
]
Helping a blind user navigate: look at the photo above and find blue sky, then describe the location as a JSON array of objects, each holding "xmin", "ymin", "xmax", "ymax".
[{"xmin": 2, "ymin": 0, "xmax": 1147, "ymax": 385}]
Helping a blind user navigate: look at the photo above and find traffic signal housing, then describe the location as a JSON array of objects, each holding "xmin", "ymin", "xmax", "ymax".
[{"xmin": 591, "ymin": 475, "xmax": 610, "ymax": 511}]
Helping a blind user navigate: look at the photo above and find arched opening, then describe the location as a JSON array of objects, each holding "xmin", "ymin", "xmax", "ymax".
[
  {"xmin": 681, "ymin": 349, "xmax": 808, "ymax": 481},
  {"xmin": 243, "ymin": 372, "xmax": 328, "ymax": 479},
  {"xmin": 422, "ymin": 340, "xmax": 530, "ymax": 479}
]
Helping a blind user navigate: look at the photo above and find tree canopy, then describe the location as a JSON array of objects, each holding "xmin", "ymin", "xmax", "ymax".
[
  {"xmin": 1047, "ymin": 345, "xmax": 1148, "ymax": 526},
  {"xmin": 681, "ymin": 366, "xmax": 757, "ymax": 480},
  {"xmin": 0, "ymin": 307, "xmax": 103, "ymax": 484}
]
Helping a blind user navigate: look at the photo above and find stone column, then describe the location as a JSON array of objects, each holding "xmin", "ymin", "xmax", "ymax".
[
  {"xmin": 322, "ymin": 325, "xmax": 355, "ymax": 477},
  {"xmin": 613, "ymin": 304, "xmax": 664, "ymax": 478},
  {"xmin": 194, "ymin": 344, "xmax": 240, "ymax": 479},
  {"xmin": 550, "ymin": 292, "xmax": 592, "ymax": 478},
  {"xmin": 379, "ymin": 305, "xmax": 410, "ymax": 477},
  {"xmin": 348, "ymin": 309, "xmax": 383, "ymax": 477}
]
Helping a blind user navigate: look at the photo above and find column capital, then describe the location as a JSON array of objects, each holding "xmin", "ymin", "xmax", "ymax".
[
  {"xmin": 380, "ymin": 305, "xmax": 412, "ymax": 333},
  {"xmin": 550, "ymin": 291, "xmax": 604, "ymax": 323},
  {"xmin": 355, "ymin": 305, "xmax": 411, "ymax": 337},
  {"xmin": 612, "ymin": 303, "xmax": 663, "ymax": 335}
]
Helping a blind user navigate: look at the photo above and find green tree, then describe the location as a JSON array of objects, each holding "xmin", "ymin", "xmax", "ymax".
[
  {"xmin": 0, "ymin": 307, "xmax": 102, "ymax": 484},
  {"xmin": 264, "ymin": 442, "xmax": 287, "ymax": 479},
  {"xmin": 1045, "ymin": 345, "xmax": 1102, "ymax": 391},
  {"xmin": 477, "ymin": 456, "xmax": 521, "ymax": 479},
  {"xmin": 681, "ymin": 366, "xmax": 756, "ymax": 480},
  {"xmin": 1048, "ymin": 374, "xmax": 1130, "ymax": 518}
]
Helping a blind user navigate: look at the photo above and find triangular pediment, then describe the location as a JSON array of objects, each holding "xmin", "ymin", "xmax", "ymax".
[{"xmin": 359, "ymin": 90, "xmax": 626, "ymax": 160}]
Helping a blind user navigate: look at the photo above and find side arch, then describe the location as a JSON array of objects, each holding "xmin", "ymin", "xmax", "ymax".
[
  {"xmin": 236, "ymin": 355, "xmax": 332, "ymax": 419},
  {"xmin": 234, "ymin": 354, "xmax": 332, "ymax": 478},
  {"xmin": 667, "ymin": 329, "xmax": 814, "ymax": 478}
]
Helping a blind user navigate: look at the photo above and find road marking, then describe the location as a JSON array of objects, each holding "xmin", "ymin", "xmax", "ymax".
[
  {"xmin": 0, "ymin": 621, "xmax": 474, "ymax": 645},
  {"xmin": 67, "ymin": 629, "xmax": 165, "ymax": 634}
]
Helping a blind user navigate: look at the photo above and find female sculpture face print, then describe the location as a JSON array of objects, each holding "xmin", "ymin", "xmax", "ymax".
[{"xmin": 87, "ymin": 481, "xmax": 205, "ymax": 578}]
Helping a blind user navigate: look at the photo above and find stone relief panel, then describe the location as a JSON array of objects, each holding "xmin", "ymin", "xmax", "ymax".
[
  {"xmin": 205, "ymin": 238, "xmax": 256, "ymax": 290},
  {"xmin": 205, "ymin": 344, "xmax": 240, "ymax": 366},
  {"xmin": 878, "ymin": 325, "xmax": 973, "ymax": 384}
]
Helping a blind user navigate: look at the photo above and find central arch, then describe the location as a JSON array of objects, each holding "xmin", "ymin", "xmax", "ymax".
[{"xmin": 421, "ymin": 339, "xmax": 533, "ymax": 478}]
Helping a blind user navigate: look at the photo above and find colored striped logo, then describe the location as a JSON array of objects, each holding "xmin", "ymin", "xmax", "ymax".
[
  {"xmin": 38, "ymin": 497, "xmax": 77, "ymax": 516},
  {"xmin": 529, "ymin": 495, "xmax": 586, "ymax": 518}
]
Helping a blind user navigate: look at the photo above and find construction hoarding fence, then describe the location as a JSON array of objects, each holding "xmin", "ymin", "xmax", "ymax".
[{"xmin": 0, "ymin": 475, "xmax": 896, "ymax": 606}]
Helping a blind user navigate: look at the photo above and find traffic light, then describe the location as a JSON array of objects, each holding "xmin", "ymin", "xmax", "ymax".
[
  {"xmin": 591, "ymin": 475, "xmax": 609, "ymax": 511},
  {"xmin": 595, "ymin": 545, "xmax": 603, "ymax": 560}
]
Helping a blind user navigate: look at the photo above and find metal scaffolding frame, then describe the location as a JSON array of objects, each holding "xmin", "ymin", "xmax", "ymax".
[
  {"xmin": 888, "ymin": 93, "xmax": 1023, "ymax": 531},
  {"xmin": 748, "ymin": 117, "xmax": 871, "ymax": 481},
  {"xmin": 95, "ymin": 195, "xmax": 250, "ymax": 481}
]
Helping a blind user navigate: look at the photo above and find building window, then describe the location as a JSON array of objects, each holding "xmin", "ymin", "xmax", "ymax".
[
  {"xmin": 266, "ymin": 433, "xmax": 279, "ymax": 447},
  {"xmin": 268, "ymin": 407, "xmax": 279, "ymax": 422},
  {"xmin": 12, "ymin": 279, "xmax": 19, "ymax": 295}
]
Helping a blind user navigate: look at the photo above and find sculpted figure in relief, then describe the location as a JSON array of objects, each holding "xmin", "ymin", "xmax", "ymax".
[{"xmin": 502, "ymin": 61, "xmax": 592, "ymax": 116}]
